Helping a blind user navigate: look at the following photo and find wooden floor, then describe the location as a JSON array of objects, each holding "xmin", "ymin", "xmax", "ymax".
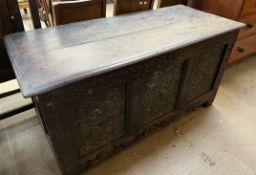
[{"xmin": 1, "ymin": 56, "xmax": 256, "ymax": 175}]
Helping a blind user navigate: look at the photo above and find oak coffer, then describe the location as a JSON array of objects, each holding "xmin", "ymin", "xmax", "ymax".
[{"xmin": 4, "ymin": 5, "xmax": 244, "ymax": 175}]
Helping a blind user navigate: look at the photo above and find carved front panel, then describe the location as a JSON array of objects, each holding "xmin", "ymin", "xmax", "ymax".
[
  {"xmin": 37, "ymin": 71, "xmax": 127, "ymax": 160},
  {"xmin": 181, "ymin": 42, "xmax": 226, "ymax": 104},
  {"xmin": 128, "ymin": 55, "xmax": 183, "ymax": 129},
  {"xmin": 77, "ymin": 84, "xmax": 126, "ymax": 157}
]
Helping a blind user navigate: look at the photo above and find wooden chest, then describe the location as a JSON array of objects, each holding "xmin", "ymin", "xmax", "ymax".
[
  {"xmin": 188, "ymin": 0, "xmax": 256, "ymax": 63},
  {"xmin": 4, "ymin": 5, "xmax": 243, "ymax": 175}
]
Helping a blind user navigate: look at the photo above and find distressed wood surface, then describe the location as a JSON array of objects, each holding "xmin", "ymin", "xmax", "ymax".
[
  {"xmin": 2, "ymin": 56, "xmax": 256, "ymax": 175},
  {"xmin": 4, "ymin": 5, "xmax": 244, "ymax": 97},
  {"xmin": 33, "ymin": 30, "xmax": 239, "ymax": 175}
]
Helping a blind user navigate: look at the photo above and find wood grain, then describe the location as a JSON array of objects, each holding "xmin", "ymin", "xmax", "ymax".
[
  {"xmin": 52, "ymin": 0, "xmax": 106, "ymax": 25},
  {"xmin": 2, "ymin": 57, "xmax": 256, "ymax": 175},
  {"xmin": 28, "ymin": 0, "xmax": 42, "ymax": 29},
  {"xmin": 229, "ymin": 34, "xmax": 256, "ymax": 63},
  {"xmin": 238, "ymin": 13, "xmax": 256, "ymax": 39},
  {"xmin": 187, "ymin": 0, "xmax": 244, "ymax": 20},
  {"xmin": 34, "ymin": 31, "xmax": 239, "ymax": 175},
  {"xmin": 113, "ymin": 0, "xmax": 154, "ymax": 15},
  {"xmin": 158, "ymin": 0, "xmax": 186, "ymax": 8},
  {"xmin": 4, "ymin": 5, "xmax": 244, "ymax": 97},
  {"xmin": 240, "ymin": 0, "xmax": 256, "ymax": 16},
  {"xmin": 187, "ymin": 0, "xmax": 256, "ymax": 64}
]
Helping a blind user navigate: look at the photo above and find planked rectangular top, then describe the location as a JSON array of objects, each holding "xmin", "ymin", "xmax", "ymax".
[{"xmin": 4, "ymin": 5, "xmax": 244, "ymax": 97}]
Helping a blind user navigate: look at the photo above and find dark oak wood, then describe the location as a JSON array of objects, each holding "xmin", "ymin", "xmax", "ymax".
[
  {"xmin": 0, "ymin": 0, "xmax": 34, "ymax": 120},
  {"xmin": 28, "ymin": 0, "xmax": 42, "ymax": 29},
  {"xmin": 52, "ymin": 0, "xmax": 106, "ymax": 25},
  {"xmin": 0, "ymin": 89, "xmax": 20, "ymax": 98},
  {"xmin": 0, "ymin": 0, "xmax": 24, "ymax": 83},
  {"xmin": 0, "ymin": 0, "xmax": 14, "ymax": 35},
  {"xmin": 0, "ymin": 0, "xmax": 14, "ymax": 83},
  {"xmin": 4, "ymin": 5, "xmax": 243, "ymax": 175},
  {"xmin": 113, "ymin": 0, "xmax": 154, "ymax": 15},
  {"xmin": 0, "ymin": 0, "xmax": 32, "ymax": 118},
  {"xmin": 157, "ymin": 0, "xmax": 187, "ymax": 8},
  {"xmin": 4, "ymin": 5, "xmax": 244, "ymax": 97},
  {"xmin": 188, "ymin": 0, "xmax": 256, "ymax": 63},
  {"xmin": 5, "ymin": 0, "xmax": 24, "ymax": 31},
  {"xmin": 188, "ymin": 0, "xmax": 244, "ymax": 20},
  {"xmin": 0, "ymin": 103, "xmax": 34, "ymax": 120}
]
